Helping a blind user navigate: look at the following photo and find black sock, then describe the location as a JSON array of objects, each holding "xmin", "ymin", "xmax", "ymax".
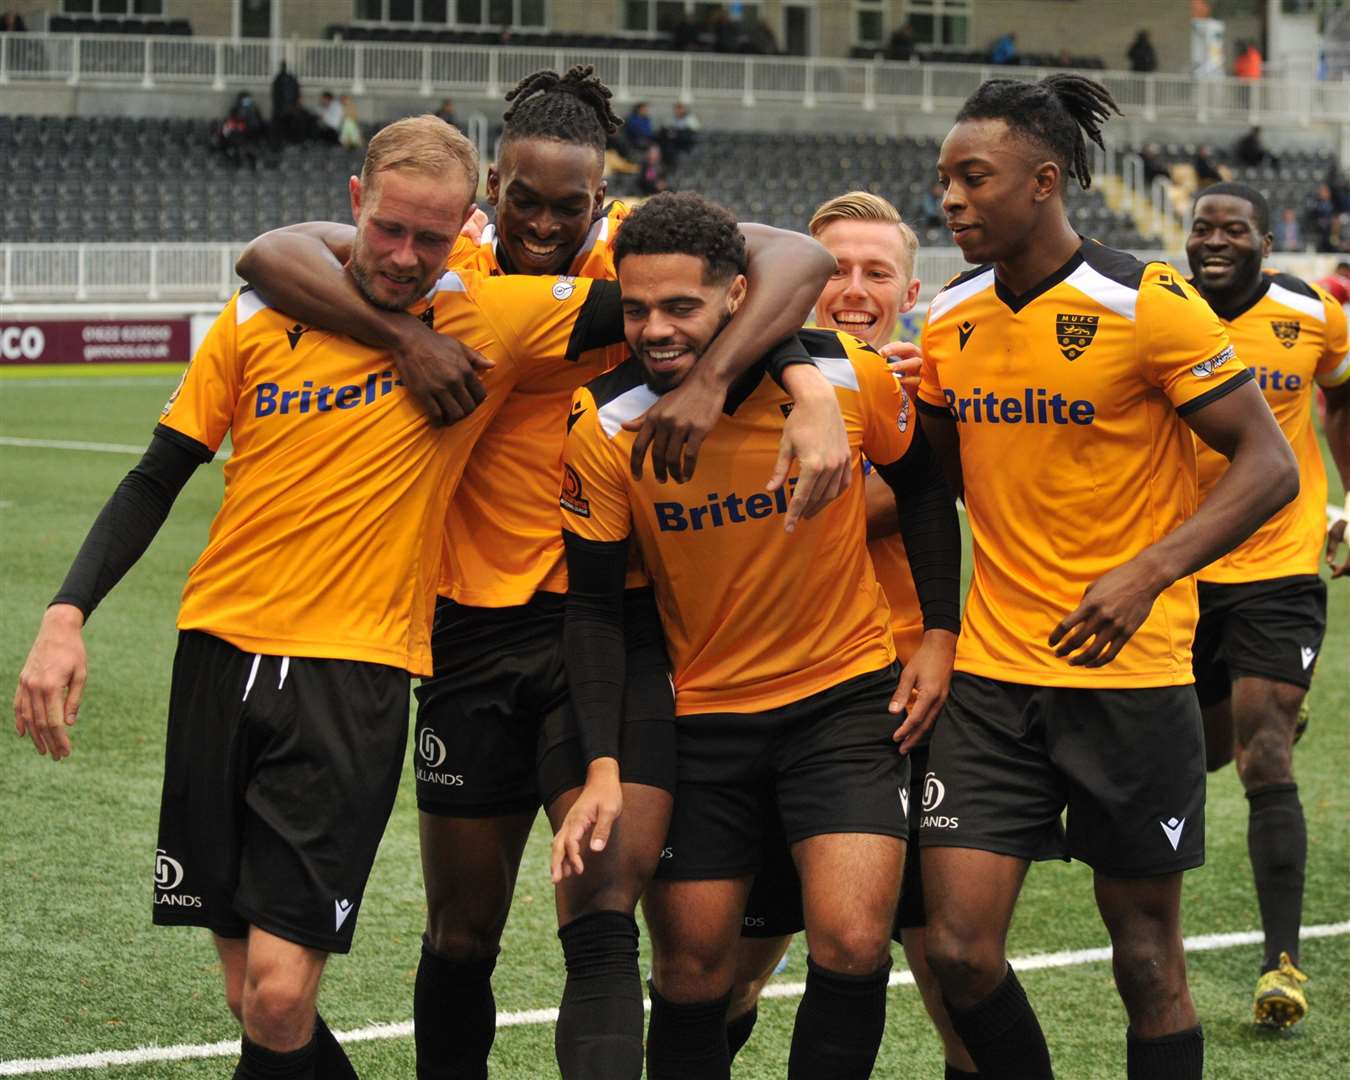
[
  {"xmin": 945, "ymin": 966, "xmax": 1052, "ymax": 1080},
  {"xmin": 787, "ymin": 956, "xmax": 891, "ymax": 1080},
  {"xmin": 554, "ymin": 911, "xmax": 644, "ymax": 1080},
  {"xmin": 946, "ymin": 1067, "xmax": 981, "ymax": 1079},
  {"xmin": 312, "ymin": 1014, "xmax": 357, "ymax": 1080},
  {"xmin": 1247, "ymin": 783, "xmax": 1306, "ymax": 971},
  {"xmin": 645, "ymin": 983, "xmax": 731, "ymax": 1080},
  {"xmin": 1126, "ymin": 1025, "xmax": 1203, "ymax": 1080},
  {"xmin": 726, "ymin": 1006, "xmax": 758, "ymax": 1061},
  {"xmin": 414, "ymin": 938, "xmax": 497, "ymax": 1080},
  {"xmin": 235, "ymin": 1037, "xmax": 316, "ymax": 1080}
]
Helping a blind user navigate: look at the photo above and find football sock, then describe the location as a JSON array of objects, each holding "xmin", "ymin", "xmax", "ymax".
[
  {"xmin": 945, "ymin": 965, "xmax": 1053, "ymax": 1080},
  {"xmin": 1126, "ymin": 1025, "xmax": 1203, "ymax": 1080},
  {"xmin": 787, "ymin": 956, "xmax": 891, "ymax": 1080},
  {"xmin": 725, "ymin": 1005, "xmax": 758, "ymax": 1061},
  {"xmin": 1247, "ymin": 783, "xmax": 1305, "ymax": 971},
  {"xmin": 312, "ymin": 1014, "xmax": 357, "ymax": 1080},
  {"xmin": 414, "ymin": 938, "xmax": 497, "ymax": 1080},
  {"xmin": 234, "ymin": 1036, "xmax": 316, "ymax": 1080},
  {"xmin": 554, "ymin": 911, "xmax": 644, "ymax": 1080},
  {"xmin": 645, "ymin": 983, "xmax": 731, "ymax": 1080},
  {"xmin": 945, "ymin": 1067, "xmax": 981, "ymax": 1079}
]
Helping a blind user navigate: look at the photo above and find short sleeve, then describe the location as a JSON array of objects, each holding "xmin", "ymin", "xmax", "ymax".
[
  {"xmin": 857, "ymin": 348, "xmax": 915, "ymax": 468},
  {"xmin": 1137, "ymin": 263, "xmax": 1251, "ymax": 416},
  {"xmin": 561, "ymin": 388, "xmax": 633, "ymax": 543},
  {"xmin": 1315, "ymin": 291, "xmax": 1350, "ymax": 388},
  {"xmin": 477, "ymin": 276, "xmax": 624, "ymax": 379},
  {"xmin": 917, "ymin": 332, "xmax": 946, "ymax": 410},
  {"xmin": 159, "ymin": 292, "xmax": 243, "ymax": 453}
]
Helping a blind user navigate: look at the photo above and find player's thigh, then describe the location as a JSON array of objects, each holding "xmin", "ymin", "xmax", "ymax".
[
  {"xmin": 919, "ymin": 846, "xmax": 1027, "ymax": 953},
  {"xmin": 1230, "ymin": 675, "xmax": 1305, "ymax": 786},
  {"xmin": 419, "ymin": 810, "xmax": 536, "ymax": 952},
  {"xmin": 795, "ymin": 831, "xmax": 906, "ymax": 970}
]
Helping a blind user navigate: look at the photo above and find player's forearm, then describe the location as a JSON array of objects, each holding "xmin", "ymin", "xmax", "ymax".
[
  {"xmin": 235, "ymin": 225, "xmax": 419, "ymax": 352},
  {"xmin": 916, "ymin": 408, "xmax": 964, "ymax": 500},
  {"xmin": 562, "ymin": 531, "xmax": 631, "ymax": 764},
  {"xmin": 864, "ymin": 470, "xmax": 901, "ymax": 541},
  {"xmin": 1322, "ymin": 382, "xmax": 1350, "ymax": 493},
  {"xmin": 693, "ymin": 225, "xmax": 834, "ymax": 390}
]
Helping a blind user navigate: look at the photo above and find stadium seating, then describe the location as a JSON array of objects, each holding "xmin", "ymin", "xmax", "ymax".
[
  {"xmin": 47, "ymin": 16, "xmax": 192, "ymax": 35},
  {"xmin": 325, "ymin": 25, "xmax": 674, "ymax": 52},
  {"xmin": 849, "ymin": 45, "xmax": 1105, "ymax": 69}
]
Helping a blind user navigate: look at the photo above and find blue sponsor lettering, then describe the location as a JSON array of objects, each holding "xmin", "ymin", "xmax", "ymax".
[
  {"xmin": 1254, "ymin": 367, "xmax": 1302, "ymax": 392},
  {"xmin": 942, "ymin": 387, "xmax": 1095, "ymax": 426},
  {"xmin": 655, "ymin": 479, "xmax": 798, "ymax": 532},
  {"xmin": 255, "ymin": 370, "xmax": 401, "ymax": 419}
]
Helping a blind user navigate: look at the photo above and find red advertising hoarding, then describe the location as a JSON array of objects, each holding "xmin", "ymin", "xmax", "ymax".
[{"xmin": 0, "ymin": 319, "xmax": 190, "ymax": 365}]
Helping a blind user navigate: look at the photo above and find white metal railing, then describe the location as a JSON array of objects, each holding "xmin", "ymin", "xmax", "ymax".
[{"xmin": 3, "ymin": 34, "xmax": 1350, "ymax": 125}]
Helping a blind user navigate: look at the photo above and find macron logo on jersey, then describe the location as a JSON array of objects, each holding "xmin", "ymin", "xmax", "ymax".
[
  {"xmin": 255, "ymin": 370, "xmax": 403, "ymax": 418},
  {"xmin": 942, "ymin": 387, "xmax": 1096, "ymax": 426},
  {"xmin": 655, "ymin": 480, "xmax": 798, "ymax": 532}
]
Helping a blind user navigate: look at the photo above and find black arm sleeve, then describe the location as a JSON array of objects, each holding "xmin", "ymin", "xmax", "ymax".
[
  {"xmin": 564, "ymin": 280, "xmax": 626, "ymax": 360},
  {"xmin": 50, "ymin": 425, "xmax": 212, "ymax": 618},
  {"xmin": 562, "ymin": 530, "xmax": 632, "ymax": 764},
  {"xmin": 873, "ymin": 423, "xmax": 962, "ymax": 635},
  {"xmin": 762, "ymin": 333, "xmax": 816, "ymax": 387}
]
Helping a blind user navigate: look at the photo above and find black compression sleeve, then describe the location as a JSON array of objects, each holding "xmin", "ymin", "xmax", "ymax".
[
  {"xmin": 51, "ymin": 425, "xmax": 211, "ymax": 618},
  {"xmin": 763, "ymin": 333, "xmax": 816, "ymax": 387},
  {"xmin": 873, "ymin": 424, "xmax": 962, "ymax": 634},
  {"xmin": 563, "ymin": 530, "xmax": 632, "ymax": 763},
  {"xmin": 565, "ymin": 281, "xmax": 626, "ymax": 360}
]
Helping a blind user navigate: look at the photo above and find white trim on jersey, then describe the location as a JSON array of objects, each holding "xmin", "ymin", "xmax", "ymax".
[
  {"xmin": 809, "ymin": 350, "xmax": 860, "ymax": 392},
  {"xmin": 424, "ymin": 270, "xmax": 467, "ymax": 298},
  {"xmin": 1268, "ymin": 281, "xmax": 1327, "ymax": 323},
  {"xmin": 598, "ymin": 383, "xmax": 660, "ymax": 439},
  {"xmin": 1318, "ymin": 350, "xmax": 1350, "ymax": 388},
  {"xmin": 927, "ymin": 267, "xmax": 996, "ymax": 326},
  {"xmin": 236, "ymin": 290, "xmax": 269, "ymax": 326},
  {"xmin": 1064, "ymin": 262, "xmax": 1139, "ymax": 322}
]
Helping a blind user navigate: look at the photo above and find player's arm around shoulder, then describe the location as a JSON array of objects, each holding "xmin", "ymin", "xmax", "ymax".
[{"xmin": 1317, "ymin": 294, "xmax": 1350, "ymax": 576}]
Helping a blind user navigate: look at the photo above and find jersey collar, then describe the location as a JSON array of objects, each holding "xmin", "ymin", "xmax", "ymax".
[
  {"xmin": 993, "ymin": 246, "xmax": 1085, "ymax": 314},
  {"xmin": 1186, "ymin": 274, "xmax": 1270, "ymax": 323}
]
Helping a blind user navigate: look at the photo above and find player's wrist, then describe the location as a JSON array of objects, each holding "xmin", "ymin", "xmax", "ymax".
[
  {"xmin": 584, "ymin": 756, "xmax": 620, "ymax": 782},
  {"xmin": 43, "ymin": 603, "xmax": 85, "ymax": 631}
]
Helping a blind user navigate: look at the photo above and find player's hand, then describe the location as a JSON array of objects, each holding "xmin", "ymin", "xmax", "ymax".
[
  {"xmin": 550, "ymin": 759, "xmax": 623, "ymax": 883},
  {"xmin": 890, "ymin": 629, "xmax": 957, "ymax": 752},
  {"xmin": 879, "ymin": 340, "xmax": 922, "ymax": 396},
  {"xmin": 1327, "ymin": 517, "xmax": 1349, "ymax": 578},
  {"xmin": 768, "ymin": 370, "xmax": 851, "ymax": 533},
  {"xmin": 13, "ymin": 604, "xmax": 87, "ymax": 762},
  {"xmin": 459, "ymin": 206, "xmax": 489, "ymax": 244},
  {"xmin": 1049, "ymin": 555, "xmax": 1166, "ymax": 667},
  {"xmin": 623, "ymin": 372, "xmax": 726, "ymax": 484},
  {"xmin": 390, "ymin": 319, "xmax": 494, "ymax": 426}
]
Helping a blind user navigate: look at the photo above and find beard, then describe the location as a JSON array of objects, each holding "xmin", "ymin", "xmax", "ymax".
[
  {"xmin": 349, "ymin": 243, "xmax": 429, "ymax": 313},
  {"xmin": 641, "ymin": 309, "xmax": 734, "ymax": 394}
]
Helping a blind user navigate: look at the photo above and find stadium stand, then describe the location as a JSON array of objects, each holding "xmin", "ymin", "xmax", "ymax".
[
  {"xmin": 47, "ymin": 16, "xmax": 192, "ymax": 35},
  {"xmin": 850, "ymin": 45, "xmax": 1104, "ymax": 68}
]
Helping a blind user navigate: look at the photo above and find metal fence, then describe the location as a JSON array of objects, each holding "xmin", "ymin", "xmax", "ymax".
[{"xmin": 3, "ymin": 34, "xmax": 1349, "ymax": 126}]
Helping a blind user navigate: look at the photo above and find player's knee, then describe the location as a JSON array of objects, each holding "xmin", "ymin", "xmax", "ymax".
[
  {"xmin": 223, "ymin": 982, "xmax": 245, "ymax": 1024},
  {"xmin": 651, "ymin": 943, "xmax": 736, "ymax": 1000},
  {"xmin": 424, "ymin": 922, "xmax": 502, "ymax": 963},
  {"xmin": 1111, "ymin": 933, "xmax": 1185, "ymax": 1016},
  {"xmin": 728, "ymin": 973, "xmax": 772, "ymax": 1018},
  {"xmin": 240, "ymin": 972, "xmax": 317, "ymax": 1046},
  {"xmin": 807, "ymin": 923, "xmax": 892, "ymax": 974},
  {"xmin": 1237, "ymin": 722, "xmax": 1295, "ymax": 788},
  {"xmin": 923, "ymin": 921, "xmax": 1004, "ymax": 994}
]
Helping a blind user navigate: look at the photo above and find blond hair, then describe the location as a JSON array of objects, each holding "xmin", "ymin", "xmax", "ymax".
[
  {"xmin": 808, "ymin": 191, "xmax": 919, "ymax": 275},
  {"xmin": 360, "ymin": 114, "xmax": 480, "ymax": 195}
]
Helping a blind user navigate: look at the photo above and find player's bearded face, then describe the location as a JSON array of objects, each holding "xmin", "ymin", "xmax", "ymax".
[
  {"xmin": 349, "ymin": 168, "xmax": 470, "ymax": 311},
  {"xmin": 937, "ymin": 119, "xmax": 1045, "ymax": 266},
  {"xmin": 488, "ymin": 139, "xmax": 606, "ymax": 277},
  {"xmin": 1186, "ymin": 193, "xmax": 1269, "ymax": 297},
  {"xmin": 813, "ymin": 219, "xmax": 917, "ymax": 349},
  {"xmin": 618, "ymin": 252, "xmax": 747, "ymax": 393}
]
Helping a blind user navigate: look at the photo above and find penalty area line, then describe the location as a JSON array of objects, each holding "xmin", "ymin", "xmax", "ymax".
[{"xmin": 2, "ymin": 920, "xmax": 1347, "ymax": 1075}]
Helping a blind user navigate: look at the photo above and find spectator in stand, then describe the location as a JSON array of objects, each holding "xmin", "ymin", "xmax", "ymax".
[
  {"xmin": 1127, "ymin": 29, "xmax": 1157, "ymax": 73},
  {"xmin": 990, "ymin": 32, "xmax": 1019, "ymax": 66},
  {"xmin": 659, "ymin": 101, "xmax": 701, "ymax": 168},
  {"xmin": 271, "ymin": 61, "xmax": 303, "ymax": 146},
  {"xmin": 435, "ymin": 98, "xmax": 459, "ymax": 130},
  {"xmin": 1234, "ymin": 40, "xmax": 1263, "ymax": 80},
  {"xmin": 920, "ymin": 180, "xmax": 944, "ymax": 228},
  {"xmin": 624, "ymin": 102, "xmax": 655, "ymax": 154},
  {"xmin": 1, "ymin": 11, "xmax": 27, "ymax": 31},
  {"xmin": 887, "ymin": 21, "xmax": 915, "ymax": 62},
  {"xmin": 338, "ymin": 95, "xmax": 363, "ymax": 150},
  {"xmin": 637, "ymin": 144, "xmax": 669, "ymax": 196},
  {"xmin": 317, "ymin": 91, "xmax": 344, "ymax": 145},
  {"xmin": 217, "ymin": 92, "xmax": 264, "ymax": 171},
  {"xmin": 1316, "ymin": 260, "xmax": 1350, "ymax": 305},
  {"xmin": 1235, "ymin": 126, "xmax": 1278, "ymax": 169},
  {"xmin": 1140, "ymin": 143, "xmax": 1171, "ymax": 188},
  {"xmin": 672, "ymin": 14, "xmax": 700, "ymax": 51},
  {"xmin": 745, "ymin": 15, "xmax": 778, "ymax": 55},
  {"xmin": 1305, "ymin": 183, "xmax": 1337, "ymax": 251},
  {"xmin": 709, "ymin": 7, "xmax": 737, "ymax": 53},
  {"xmin": 1275, "ymin": 207, "xmax": 1302, "ymax": 252},
  {"xmin": 1327, "ymin": 164, "xmax": 1349, "ymax": 213},
  {"xmin": 1194, "ymin": 145, "xmax": 1224, "ymax": 188}
]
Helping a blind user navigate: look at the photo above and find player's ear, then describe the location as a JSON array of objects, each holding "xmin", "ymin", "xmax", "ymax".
[
  {"xmin": 1261, "ymin": 230, "xmax": 1273, "ymax": 258},
  {"xmin": 486, "ymin": 165, "xmax": 501, "ymax": 206},
  {"xmin": 592, "ymin": 177, "xmax": 608, "ymax": 218},
  {"xmin": 725, "ymin": 274, "xmax": 748, "ymax": 315},
  {"xmin": 349, "ymin": 175, "xmax": 364, "ymax": 223},
  {"xmin": 900, "ymin": 276, "xmax": 921, "ymax": 315},
  {"xmin": 1032, "ymin": 160, "xmax": 1059, "ymax": 203}
]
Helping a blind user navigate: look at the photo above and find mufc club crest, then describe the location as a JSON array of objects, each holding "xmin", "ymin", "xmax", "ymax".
[
  {"xmin": 1056, "ymin": 313, "xmax": 1100, "ymax": 361},
  {"xmin": 1270, "ymin": 320, "xmax": 1301, "ymax": 349}
]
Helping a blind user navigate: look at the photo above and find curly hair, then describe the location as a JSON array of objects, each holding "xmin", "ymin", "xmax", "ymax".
[
  {"xmin": 956, "ymin": 74, "xmax": 1120, "ymax": 190},
  {"xmin": 501, "ymin": 64, "xmax": 621, "ymax": 161},
  {"xmin": 613, "ymin": 192, "xmax": 748, "ymax": 283}
]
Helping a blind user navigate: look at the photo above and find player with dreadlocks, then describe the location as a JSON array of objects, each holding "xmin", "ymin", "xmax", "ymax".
[
  {"xmin": 236, "ymin": 67, "xmax": 847, "ymax": 1080},
  {"xmin": 913, "ymin": 75, "xmax": 1297, "ymax": 1079}
]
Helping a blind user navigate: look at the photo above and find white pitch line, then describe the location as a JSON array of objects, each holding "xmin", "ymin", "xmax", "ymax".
[
  {"xmin": 0, "ymin": 436, "xmax": 148, "ymax": 455},
  {"xmin": 3, "ymin": 920, "xmax": 1346, "ymax": 1075}
]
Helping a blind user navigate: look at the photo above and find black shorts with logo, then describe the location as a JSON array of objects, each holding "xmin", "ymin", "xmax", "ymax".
[
  {"xmin": 154, "ymin": 630, "xmax": 409, "ymax": 953},
  {"xmin": 740, "ymin": 740, "xmax": 929, "ymax": 940},
  {"xmin": 919, "ymin": 672, "xmax": 1205, "ymax": 878},
  {"xmin": 1193, "ymin": 574, "xmax": 1328, "ymax": 706},
  {"xmin": 656, "ymin": 665, "xmax": 909, "ymax": 883},
  {"xmin": 413, "ymin": 588, "xmax": 675, "ymax": 816}
]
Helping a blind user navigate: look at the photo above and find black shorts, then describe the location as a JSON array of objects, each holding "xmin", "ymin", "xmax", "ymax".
[
  {"xmin": 154, "ymin": 630, "xmax": 409, "ymax": 953},
  {"xmin": 1193, "ymin": 575, "xmax": 1328, "ymax": 706},
  {"xmin": 656, "ymin": 665, "xmax": 909, "ymax": 883},
  {"xmin": 919, "ymin": 673, "xmax": 1205, "ymax": 878},
  {"xmin": 413, "ymin": 588, "xmax": 675, "ymax": 817},
  {"xmin": 740, "ymin": 739, "xmax": 929, "ymax": 940}
]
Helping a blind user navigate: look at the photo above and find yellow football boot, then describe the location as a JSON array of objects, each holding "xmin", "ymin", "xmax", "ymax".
[{"xmin": 1253, "ymin": 952, "xmax": 1309, "ymax": 1028}]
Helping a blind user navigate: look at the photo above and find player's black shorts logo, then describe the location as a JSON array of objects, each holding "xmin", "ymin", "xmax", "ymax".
[
  {"xmin": 1270, "ymin": 319, "xmax": 1301, "ymax": 349},
  {"xmin": 1056, "ymin": 313, "xmax": 1100, "ymax": 361}
]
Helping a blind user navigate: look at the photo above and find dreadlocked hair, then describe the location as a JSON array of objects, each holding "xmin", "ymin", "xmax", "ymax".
[
  {"xmin": 956, "ymin": 73, "xmax": 1120, "ymax": 190},
  {"xmin": 501, "ymin": 64, "xmax": 621, "ymax": 159}
]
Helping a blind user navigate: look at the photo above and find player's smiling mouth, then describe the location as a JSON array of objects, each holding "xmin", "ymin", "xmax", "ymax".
[
  {"xmin": 643, "ymin": 346, "xmax": 688, "ymax": 369},
  {"xmin": 520, "ymin": 237, "xmax": 563, "ymax": 258},
  {"xmin": 830, "ymin": 309, "xmax": 878, "ymax": 329}
]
